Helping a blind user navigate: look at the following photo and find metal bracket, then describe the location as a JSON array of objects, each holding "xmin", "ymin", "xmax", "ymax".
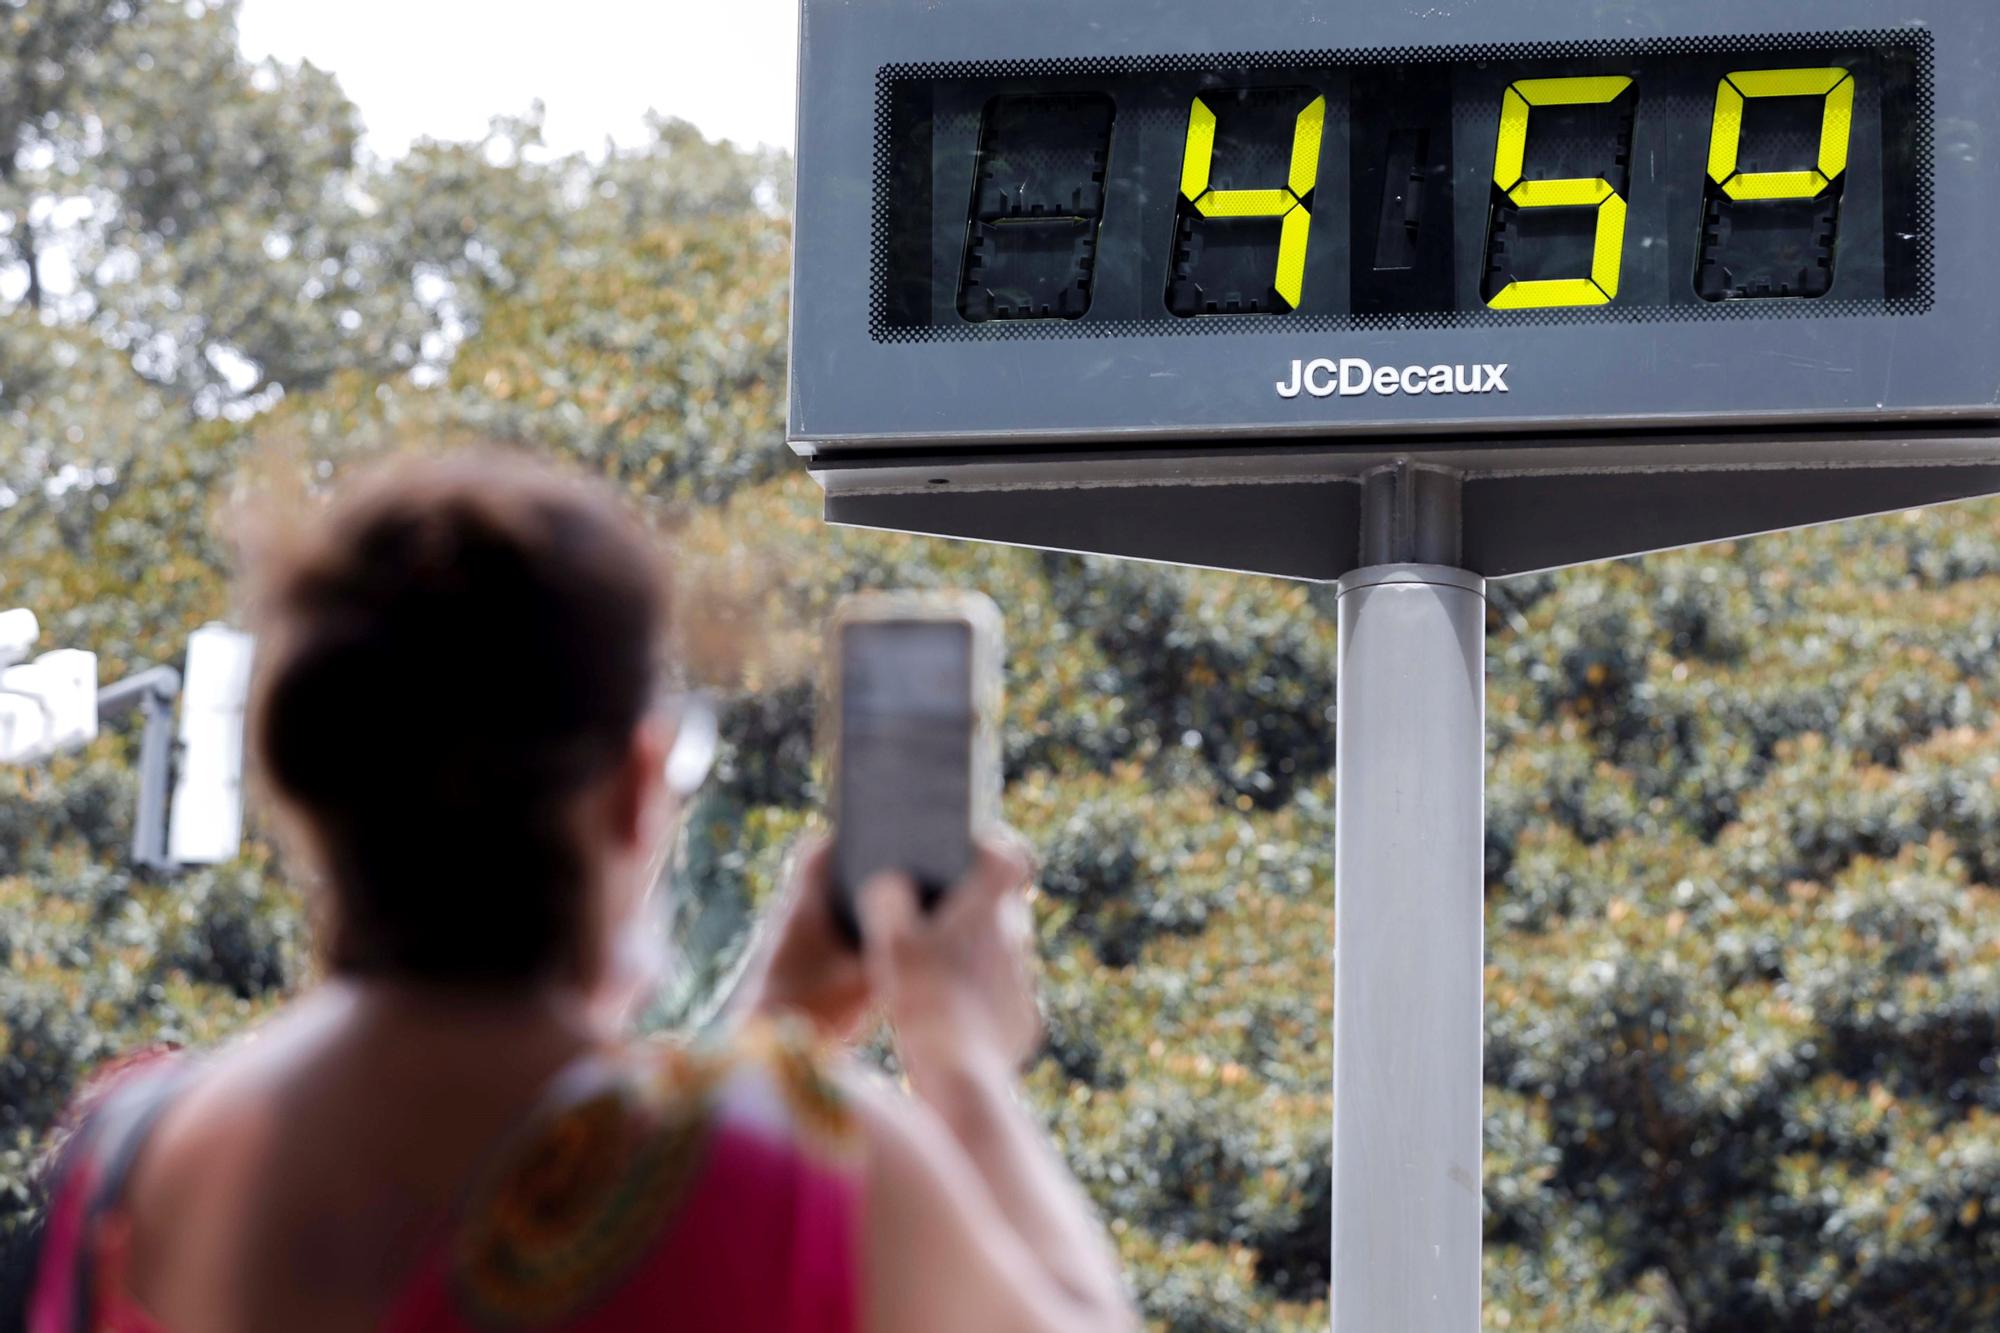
[{"xmin": 1358, "ymin": 462, "xmax": 1463, "ymax": 568}]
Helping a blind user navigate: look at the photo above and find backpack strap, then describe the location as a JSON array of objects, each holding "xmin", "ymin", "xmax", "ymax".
[{"xmin": 64, "ymin": 1059, "xmax": 195, "ymax": 1333}]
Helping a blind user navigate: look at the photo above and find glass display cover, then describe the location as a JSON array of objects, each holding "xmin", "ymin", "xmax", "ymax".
[{"xmin": 873, "ymin": 32, "xmax": 1931, "ymax": 340}]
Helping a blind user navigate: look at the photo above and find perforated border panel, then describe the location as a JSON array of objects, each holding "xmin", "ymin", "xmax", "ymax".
[{"xmin": 868, "ymin": 29, "xmax": 1935, "ymax": 343}]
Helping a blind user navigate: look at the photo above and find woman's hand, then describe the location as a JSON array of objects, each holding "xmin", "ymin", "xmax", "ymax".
[
  {"xmin": 737, "ymin": 838, "xmax": 876, "ymax": 1042},
  {"xmin": 855, "ymin": 837, "xmax": 1042, "ymax": 1112},
  {"xmin": 739, "ymin": 833, "xmax": 1042, "ymax": 1081}
]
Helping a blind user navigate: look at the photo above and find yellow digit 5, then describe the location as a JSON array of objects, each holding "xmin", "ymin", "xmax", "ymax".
[
  {"xmin": 1708, "ymin": 68, "xmax": 1854, "ymax": 201},
  {"xmin": 1177, "ymin": 93, "xmax": 1326, "ymax": 310},
  {"xmin": 1487, "ymin": 75, "xmax": 1633, "ymax": 310}
]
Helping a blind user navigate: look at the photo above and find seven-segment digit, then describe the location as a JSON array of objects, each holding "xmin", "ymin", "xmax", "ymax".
[
  {"xmin": 1166, "ymin": 89, "xmax": 1325, "ymax": 315},
  {"xmin": 1695, "ymin": 68, "xmax": 1854, "ymax": 300},
  {"xmin": 1708, "ymin": 68, "xmax": 1854, "ymax": 201},
  {"xmin": 1481, "ymin": 75, "xmax": 1636, "ymax": 310},
  {"xmin": 958, "ymin": 94, "xmax": 1118, "ymax": 321}
]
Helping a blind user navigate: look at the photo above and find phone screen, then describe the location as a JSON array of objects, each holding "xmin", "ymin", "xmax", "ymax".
[{"xmin": 837, "ymin": 619, "xmax": 975, "ymax": 899}]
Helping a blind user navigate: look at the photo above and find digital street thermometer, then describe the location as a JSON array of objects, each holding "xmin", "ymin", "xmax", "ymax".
[
  {"xmin": 787, "ymin": 6, "xmax": 2000, "ymax": 1330},
  {"xmin": 790, "ymin": 0, "xmax": 2000, "ymax": 580}
]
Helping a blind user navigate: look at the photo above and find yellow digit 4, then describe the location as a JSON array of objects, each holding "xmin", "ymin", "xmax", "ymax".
[
  {"xmin": 1177, "ymin": 93, "xmax": 1326, "ymax": 310},
  {"xmin": 1708, "ymin": 68, "xmax": 1854, "ymax": 202},
  {"xmin": 1487, "ymin": 75, "xmax": 1633, "ymax": 310}
]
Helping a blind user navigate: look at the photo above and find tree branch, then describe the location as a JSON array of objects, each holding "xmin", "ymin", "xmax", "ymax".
[{"xmin": 21, "ymin": 213, "xmax": 42, "ymax": 313}]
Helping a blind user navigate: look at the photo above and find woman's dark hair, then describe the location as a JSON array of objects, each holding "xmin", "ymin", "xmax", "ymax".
[{"xmin": 249, "ymin": 451, "xmax": 671, "ymax": 988}]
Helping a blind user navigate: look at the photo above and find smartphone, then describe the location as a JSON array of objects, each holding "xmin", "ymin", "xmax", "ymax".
[{"xmin": 827, "ymin": 592, "xmax": 1003, "ymax": 944}]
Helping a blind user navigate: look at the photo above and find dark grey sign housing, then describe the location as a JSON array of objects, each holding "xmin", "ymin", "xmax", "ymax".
[
  {"xmin": 792, "ymin": 0, "xmax": 2000, "ymax": 580},
  {"xmin": 788, "ymin": 3, "xmax": 2000, "ymax": 1328}
]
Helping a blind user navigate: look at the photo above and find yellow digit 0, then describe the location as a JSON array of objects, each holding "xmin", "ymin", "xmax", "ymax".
[
  {"xmin": 1487, "ymin": 75, "xmax": 1633, "ymax": 310},
  {"xmin": 1708, "ymin": 68, "xmax": 1854, "ymax": 201},
  {"xmin": 1177, "ymin": 93, "xmax": 1326, "ymax": 310}
]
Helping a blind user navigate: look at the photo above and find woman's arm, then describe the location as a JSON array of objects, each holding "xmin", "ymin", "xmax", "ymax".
[
  {"xmin": 736, "ymin": 838, "xmax": 1137, "ymax": 1333},
  {"xmin": 852, "ymin": 853, "xmax": 1133, "ymax": 1323},
  {"xmin": 850, "ymin": 1069, "xmax": 1137, "ymax": 1333}
]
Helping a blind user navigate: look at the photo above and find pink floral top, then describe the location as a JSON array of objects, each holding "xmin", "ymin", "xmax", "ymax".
[{"xmin": 29, "ymin": 1026, "xmax": 863, "ymax": 1332}]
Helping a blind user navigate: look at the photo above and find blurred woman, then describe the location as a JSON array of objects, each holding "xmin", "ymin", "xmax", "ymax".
[{"xmin": 23, "ymin": 453, "xmax": 1136, "ymax": 1333}]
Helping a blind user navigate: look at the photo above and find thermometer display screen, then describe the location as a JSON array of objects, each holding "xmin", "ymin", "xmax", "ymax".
[{"xmin": 872, "ymin": 32, "xmax": 1931, "ymax": 339}]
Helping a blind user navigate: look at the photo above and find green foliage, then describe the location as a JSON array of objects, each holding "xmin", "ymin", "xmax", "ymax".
[
  {"xmin": 444, "ymin": 183, "xmax": 792, "ymax": 502},
  {"xmin": 4, "ymin": 15, "xmax": 2000, "ymax": 1328},
  {"xmin": 0, "ymin": 738, "xmax": 298, "ymax": 1164},
  {"xmin": 1482, "ymin": 537, "xmax": 2000, "ymax": 1329}
]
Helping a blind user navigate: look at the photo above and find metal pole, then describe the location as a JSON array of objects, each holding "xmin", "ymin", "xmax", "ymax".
[
  {"xmin": 100, "ymin": 665, "xmax": 182, "ymax": 872},
  {"xmin": 131, "ymin": 686, "xmax": 178, "ymax": 872},
  {"xmin": 1332, "ymin": 467, "xmax": 1486, "ymax": 1331}
]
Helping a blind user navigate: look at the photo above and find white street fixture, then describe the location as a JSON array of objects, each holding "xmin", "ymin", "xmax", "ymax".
[
  {"xmin": 0, "ymin": 605, "xmax": 99, "ymax": 762},
  {"xmin": 0, "ymin": 607, "xmax": 40, "ymax": 669},
  {"xmin": 167, "ymin": 623, "xmax": 256, "ymax": 866}
]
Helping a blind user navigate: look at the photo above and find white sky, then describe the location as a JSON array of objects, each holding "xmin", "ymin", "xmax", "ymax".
[{"xmin": 234, "ymin": 0, "xmax": 800, "ymax": 158}]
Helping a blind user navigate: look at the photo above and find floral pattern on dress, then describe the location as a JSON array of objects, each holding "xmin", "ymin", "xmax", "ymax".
[{"xmin": 448, "ymin": 1027, "xmax": 853, "ymax": 1328}]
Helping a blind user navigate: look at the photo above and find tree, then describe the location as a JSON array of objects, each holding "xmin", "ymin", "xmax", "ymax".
[{"xmin": 0, "ymin": 0, "xmax": 147, "ymax": 311}]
